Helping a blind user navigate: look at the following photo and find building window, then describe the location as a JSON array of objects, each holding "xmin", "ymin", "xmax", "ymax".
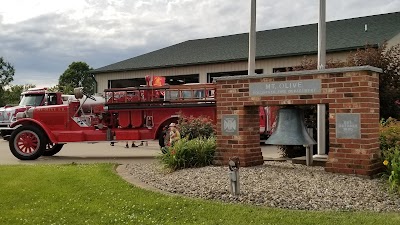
[
  {"xmin": 165, "ymin": 74, "xmax": 199, "ymax": 85},
  {"xmin": 108, "ymin": 74, "xmax": 199, "ymax": 88},
  {"xmin": 109, "ymin": 78, "xmax": 146, "ymax": 88},
  {"xmin": 272, "ymin": 67, "xmax": 293, "ymax": 73}
]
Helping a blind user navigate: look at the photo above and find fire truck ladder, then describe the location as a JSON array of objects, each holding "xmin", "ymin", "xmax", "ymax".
[{"xmin": 104, "ymin": 84, "xmax": 216, "ymax": 110}]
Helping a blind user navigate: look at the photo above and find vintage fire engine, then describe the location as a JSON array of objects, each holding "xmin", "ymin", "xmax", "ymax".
[
  {"xmin": 8, "ymin": 77, "xmax": 278, "ymax": 160},
  {"xmin": 8, "ymin": 77, "xmax": 218, "ymax": 160},
  {"xmin": 0, "ymin": 88, "xmax": 74, "ymax": 140}
]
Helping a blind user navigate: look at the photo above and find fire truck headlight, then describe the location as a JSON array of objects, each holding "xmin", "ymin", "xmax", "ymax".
[
  {"xmin": 103, "ymin": 106, "xmax": 109, "ymax": 112},
  {"xmin": 16, "ymin": 112, "xmax": 27, "ymax": 120},
  {"xmin": 26, "ymin": 108, "xmax": 34, "ymax": 118}
]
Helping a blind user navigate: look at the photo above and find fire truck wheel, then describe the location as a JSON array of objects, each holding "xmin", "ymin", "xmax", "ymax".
[
  {"xmin": 42, "ymin": 143, "xmax": 64, "ymax": 156},
  {"xmin": 9, "ymin": 125, "xmax": 47, "ymax": 160}
]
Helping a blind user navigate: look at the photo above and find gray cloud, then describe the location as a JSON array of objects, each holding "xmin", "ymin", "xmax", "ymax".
[{"xmin": 0, "ymin": 0, "xmax": 399, "ymax": 87}]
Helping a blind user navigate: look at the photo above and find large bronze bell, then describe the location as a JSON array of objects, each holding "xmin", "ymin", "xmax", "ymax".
[{"xmin": 265, "ymin": 107, "xmax": 316, "ymax": 146}]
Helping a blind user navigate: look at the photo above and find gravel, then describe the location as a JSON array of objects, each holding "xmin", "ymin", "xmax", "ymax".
[{"xmin": 123, "ymin": 161, "xmax": 400, "ymax": 212}]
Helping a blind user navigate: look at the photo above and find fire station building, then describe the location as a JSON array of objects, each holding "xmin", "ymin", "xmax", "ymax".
[{"xmin": 91, "ymin": 12, "xmax": 400, "ymax": 92}]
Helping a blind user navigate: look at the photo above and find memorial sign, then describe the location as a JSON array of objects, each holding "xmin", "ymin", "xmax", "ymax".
[
  {"xmin": 249, "ymin": 79, "xmax": 321, "ymax": 96},
  {"xmin": 336, "ymin": 113, "xmax": 361, "ymax": 139},
  {"xmin": 222, "ymin": 115, "xmax": 239, "ymax": 136}
]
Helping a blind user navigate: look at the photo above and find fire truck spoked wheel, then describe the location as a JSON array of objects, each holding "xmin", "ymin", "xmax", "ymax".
[
  {"xmin": 43, "ymin": 143, "xmax": 64, "ymax": 156},
  {"xmin": 9, "ymin": 125, "xmax": 47, "ymax": 160}
]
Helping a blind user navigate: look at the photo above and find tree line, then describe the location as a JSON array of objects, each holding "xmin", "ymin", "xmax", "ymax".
[
  {"xmin": 1, "ymin": 43, "xmax": 400, "ymax": 118},
  {"xmin": 0, "ymin": 60, "xmax": 95, "ymax": 106}
]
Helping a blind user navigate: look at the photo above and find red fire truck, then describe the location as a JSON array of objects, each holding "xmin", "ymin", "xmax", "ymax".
[
  {"xmin": 0, "ymin": 88, "xmax": 74, "ymax": 140},
  {"xmin": 259, "ymin": 105, "xmax": 278, "ymax": 141},
  {"xmin": 7, "ymin": 77, "xmax": 277, "ymax": 160}
]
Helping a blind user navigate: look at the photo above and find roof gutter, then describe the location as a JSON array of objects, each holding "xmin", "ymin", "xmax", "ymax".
[{"xmin": 90, "ymin": 44, "xmax": 379, "ymax": 74}]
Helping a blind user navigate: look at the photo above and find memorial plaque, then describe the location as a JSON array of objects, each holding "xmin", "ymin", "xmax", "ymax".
[
  {"xmin": 336, "ymin": 113, "xmax": 361, "ymax": 139},
  {"xmin": 222, "ymin": 115, "xmax": 239, "ymax": 136},
  {"xmin": 249, "ymin": 79, "xmax": 321, "ymax": 96}
]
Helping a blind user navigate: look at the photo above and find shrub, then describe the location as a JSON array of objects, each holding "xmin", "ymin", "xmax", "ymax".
[
  {"xmin": 278, "ymin": 145, "xmax": 306, "ymax": 158},
  {"xmin": 380, "ymin": 117, "xmax": 400, "ymax": 151},
  {"xmin": 178, "ymin": 115, "xmax": 215, "ymax": 139},
  {"xmin": 159, "ymin": 137, "xmax": 216, "ymax": 171},
  {"xmin": 380, "ymin": 117, "xmax": 400, "ymax": 194},
  {"xmin": 382, "ymin": 146, "xmax": 400, "ymax": 194}
]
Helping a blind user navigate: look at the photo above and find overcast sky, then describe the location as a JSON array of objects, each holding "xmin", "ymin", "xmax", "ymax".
[{"xmin": 1, "ymin": 0, "xmax": 400, "ymax": 88}]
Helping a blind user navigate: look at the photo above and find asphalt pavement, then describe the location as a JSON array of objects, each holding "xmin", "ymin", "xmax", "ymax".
[{"xmin": 0, "ymin": 140, "xmax": 281, "ymax": 165}]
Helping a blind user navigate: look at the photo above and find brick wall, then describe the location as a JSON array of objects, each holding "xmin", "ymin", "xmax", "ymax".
[{"xmin": 214, "ymin": 66, "xmax": 382, "ymax": 176}]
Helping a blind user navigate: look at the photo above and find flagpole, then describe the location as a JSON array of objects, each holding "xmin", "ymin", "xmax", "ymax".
[
  {"xmin": 248, "ymin": 0, "xmax": 256, "ymax": 76},
  {"xmin": 317, "ymin": 0, "xmax": 326, "ymax": 70},
  {"xmin": 316, "ymin": 0, "xmax": 328, "ymax": 159}
]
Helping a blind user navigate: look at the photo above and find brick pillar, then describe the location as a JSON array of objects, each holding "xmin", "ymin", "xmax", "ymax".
[
  {"xmin": 214, "ymin": 81, "xmax": 263, "ymax": 167},
  {"xmin": 325, "ymin": 70, "xmax": 382, "ymax": 176}
]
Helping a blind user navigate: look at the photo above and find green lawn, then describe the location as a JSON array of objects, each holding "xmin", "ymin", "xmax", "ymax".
[{"xmin": 0, "ymin": 164, "xmax": 399, "ymax": 225}]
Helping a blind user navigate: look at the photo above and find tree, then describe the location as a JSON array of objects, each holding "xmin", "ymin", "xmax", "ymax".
[
  {"xmin": 0, "ymin": 57, "xmax": 15, "ymax": 106},
  {"xmin": 58, "ymin": 62, "xmax": 95, "ymax": 94},
  {"xmin": 292, "ymin": 43, "xmax": 400, "ymax": 119},
  {"xmin": 48, "ymin": 84, "xmax": 74, "ymax": 94},
  {"xmin": 346, "ymin": 43, "xmax": 400, "ymax": 119}
]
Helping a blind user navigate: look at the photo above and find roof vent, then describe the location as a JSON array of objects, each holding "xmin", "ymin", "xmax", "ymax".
[{"xmin": 365, "ymin": 24, "xmax": 368, "ymax": 32}]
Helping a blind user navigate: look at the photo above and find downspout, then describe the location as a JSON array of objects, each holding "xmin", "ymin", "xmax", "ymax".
[{"xmin": 91, "ymin": 73, "xmax": 98, "ymax": 94}]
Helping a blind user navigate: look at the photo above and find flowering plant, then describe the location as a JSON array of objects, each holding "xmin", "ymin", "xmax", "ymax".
[
  {"xmin": 380, "ymin": 117, "xmax": 400, "ymax": 194},
  {"xmin": 382, "ymin": 146, "xmax": 400, "ymax": 193},
  {"xmin": 158, "ymin": 137, "xmax": 216, "ymax": 172},
  {"xmin": 178, "ymin": 114, "xmax": 215, "ymax": 140}
]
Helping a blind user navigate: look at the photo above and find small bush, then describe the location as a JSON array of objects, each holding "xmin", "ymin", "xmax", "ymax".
[
  {"xmin": 382, "ymin": 146, "xmax": 400, "ymax": 193},
  {"xmin": 159, "ymin": 137, "xmax": 216, "ymax": 171},
  {"xmin": 380, "ymin": 117, "xmax": 400, "ymax": 150},
  {"xmin": 380, "ymin": 118, "xmax": 400, "ymax": 194},
  {"xmin": 278, "ymin": 145, "xmax": 306, "ymax": 158},
  {"xmin": 178, "ymin": 115, "xmax": 215, "ymax": 139}
]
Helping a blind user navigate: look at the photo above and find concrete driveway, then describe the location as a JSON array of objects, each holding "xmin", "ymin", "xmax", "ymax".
[
  {"xmin": 0, "ymin": 140, "xmax": 281, "ymax": 165},
  {"xmin": 0, "ymin": 140, "xmax": 160, "ymax": 165}
]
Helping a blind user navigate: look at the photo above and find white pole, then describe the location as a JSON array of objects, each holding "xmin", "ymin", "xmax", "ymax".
[
  {"xmin": 248, "ymin": 0, "xmax": 256, "ymax": 76},
  {"xmin": 317, "ymin": 0, "xmax": 326, "ymax": 70},
  {"xmin": 316, "ymin": 1, "xmax": 328, "ymax": 159},
  {"xmin": 314, "ymin": 104, "xmax": 328, "ymax": 159}
]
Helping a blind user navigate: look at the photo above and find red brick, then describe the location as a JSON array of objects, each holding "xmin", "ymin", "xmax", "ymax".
[
  {"xmin": 329, "ymin": 83, "xmax": 344, "ymax": 88},
  {"xmin": 328, "ymin": 94, "xmax": 344, "ymax": 99}
]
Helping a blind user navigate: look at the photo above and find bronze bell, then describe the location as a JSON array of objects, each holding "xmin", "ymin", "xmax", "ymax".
[{"xmin": 265, "ymin": 107, "xmax": 316, "ymax": 146}]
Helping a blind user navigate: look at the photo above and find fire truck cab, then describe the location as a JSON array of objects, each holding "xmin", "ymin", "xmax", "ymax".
[{"xmin": 0, "ymin": 88, "xmax": 74, "ymax": 140}]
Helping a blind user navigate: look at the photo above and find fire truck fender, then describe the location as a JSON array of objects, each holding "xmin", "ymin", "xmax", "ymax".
[{"xmin": 10, "ymin": 118, "xmax": 57, "ymax": 143}]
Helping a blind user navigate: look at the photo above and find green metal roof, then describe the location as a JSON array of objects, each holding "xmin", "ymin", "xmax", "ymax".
[{"xmin": 92, "ymin": 12, "xmax": 400, "ymax": 74}]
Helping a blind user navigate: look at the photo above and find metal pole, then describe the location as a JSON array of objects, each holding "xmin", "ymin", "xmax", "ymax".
[
  {"xmin": 317, "ymin": 0, "xmax": 326, "ymax": 70},
  {"xmin": 248, "ymin": 0, "xmax": 256, "ymax": 76},
  {"xmin": 306, "ymin": 145, "xmax": 313, "ymax": 166},
  {"xmin": 307, "ymin": 128, "xmax": 314, "ymax": 156},
  {"xmin": 315, "ymin": 104, "xmax": 328, "ymax": 158}
]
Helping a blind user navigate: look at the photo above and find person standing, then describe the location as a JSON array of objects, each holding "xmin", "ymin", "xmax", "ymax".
[
  {"xmin": 159, "ymin": 125, "xmax": 168, "ymax": 148},
  {"xmin": 168, "ymin": 123, "xmax": 181, "ymax": 146}
]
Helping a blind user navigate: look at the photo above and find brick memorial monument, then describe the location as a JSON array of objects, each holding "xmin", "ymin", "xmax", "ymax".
[{"xmin": 214, "ymin": 66, "xmax": 382, "ymax": 176}]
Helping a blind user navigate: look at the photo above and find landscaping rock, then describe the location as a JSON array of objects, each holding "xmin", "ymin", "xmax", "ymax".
[{"xmin": 123, "ymin": 161, "xmax": 400, "ymax": 212}]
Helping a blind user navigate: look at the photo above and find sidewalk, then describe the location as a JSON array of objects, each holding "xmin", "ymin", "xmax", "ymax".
[{"xmin": 111, "ymin": 141, "xmax": 283, "ymax": 160}]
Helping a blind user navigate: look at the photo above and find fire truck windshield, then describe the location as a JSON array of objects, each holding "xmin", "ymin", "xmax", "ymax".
[{"xmin": 19, "ymin": 94, "xmax": 44, "ymax": 106}]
